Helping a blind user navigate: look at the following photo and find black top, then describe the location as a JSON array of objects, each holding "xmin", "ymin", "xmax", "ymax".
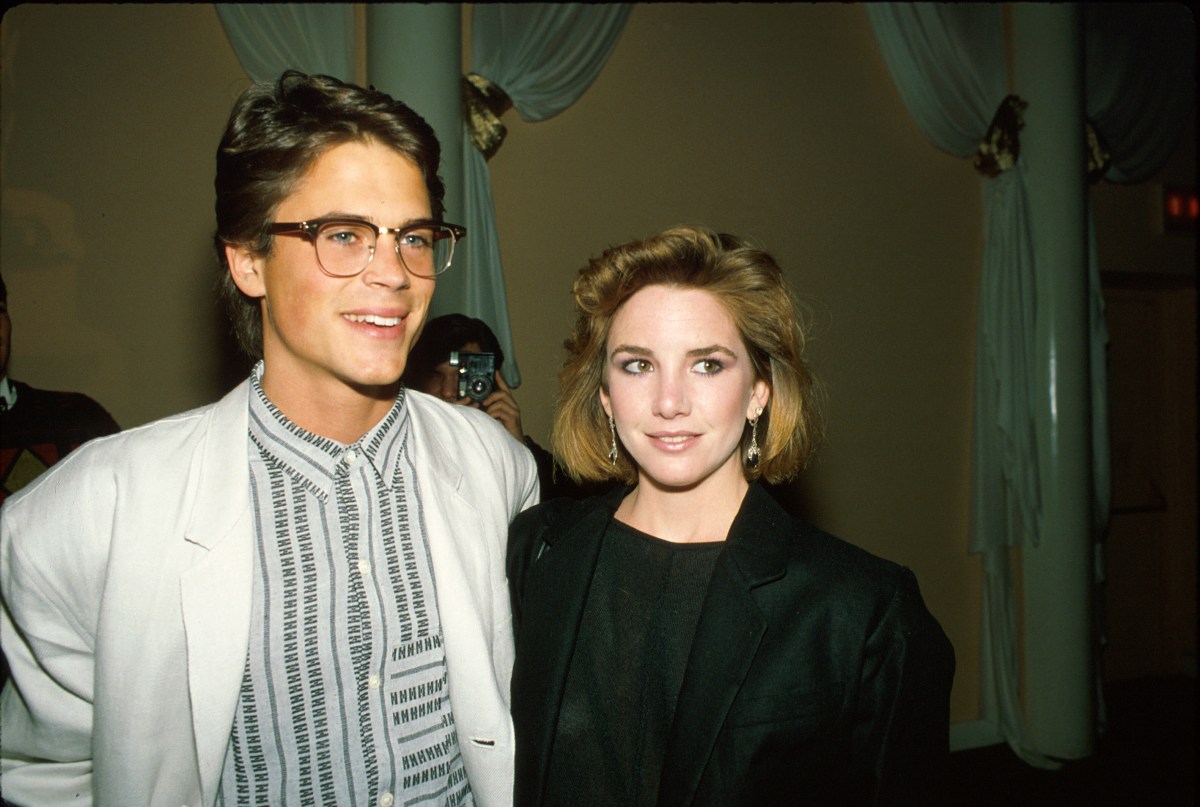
[{"xmin": 544, "ymin": 520, "xmax": 721, "ymax": 806}]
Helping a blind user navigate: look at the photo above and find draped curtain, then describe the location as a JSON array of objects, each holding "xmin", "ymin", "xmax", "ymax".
[
  {"xmin": 216, "ymin": 4, "xmax": 353, "ymax": 82},
  {"xmin": 867, "ymin": 0, "xmax": 1193, "ymax": 766},
  {"xmin": 464, "ymin": 4, "xmax": 631, "ymax": 385}
]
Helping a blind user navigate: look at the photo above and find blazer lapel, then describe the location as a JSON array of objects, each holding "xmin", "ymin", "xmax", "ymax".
[
  {"xmin": 657, "ymin": 484, "xmax": 791, "ymax": 806},
  {"xmin": 178, "ymin": 382, "xmax": 256, "ymax": 805},
  {"xmin": 512, "ymin": 497, "xmax": 616, "ymax": 805}
]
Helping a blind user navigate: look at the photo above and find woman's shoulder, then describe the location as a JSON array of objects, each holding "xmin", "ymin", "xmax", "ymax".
[
  {"xmin": 511, "ymin": 489, "xmax": 621, "ymax": 545},
  {"xmin": 746, "ymin": 485, "xmax": 925, "ymax": 606}
]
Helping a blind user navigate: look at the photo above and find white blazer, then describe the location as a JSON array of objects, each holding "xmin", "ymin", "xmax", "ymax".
[{"xmin": 0, "ymin": 382, "xmax": 538, "ymax": 807}]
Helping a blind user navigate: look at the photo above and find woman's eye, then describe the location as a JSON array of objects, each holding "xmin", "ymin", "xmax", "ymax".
[
  {"xmin": 694, "ymin": 358, "xmax": 724, "ymax": 375},
  {"xmin": 621, "ymin": 358, "xmax": 652, "ymax": 375}
]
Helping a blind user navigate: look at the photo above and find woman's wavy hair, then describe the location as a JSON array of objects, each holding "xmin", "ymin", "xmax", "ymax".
[
  {"xmin": 553, "ymin": 225, "xmax": 823, "ymax": 486},
  {"xmin": 213, "ymin": 70, "xmax": 445, "ymax": 358}
]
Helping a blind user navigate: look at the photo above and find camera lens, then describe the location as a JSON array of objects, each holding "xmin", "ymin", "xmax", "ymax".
[{"xmin": 470, "ymin": 378, "xmax": 489, "ymax": 396}]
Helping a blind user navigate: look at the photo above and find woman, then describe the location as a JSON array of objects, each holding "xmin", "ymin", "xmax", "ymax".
[{"xmin": 508, "ymin": 226, "xmax": 954, "ymax": 806}]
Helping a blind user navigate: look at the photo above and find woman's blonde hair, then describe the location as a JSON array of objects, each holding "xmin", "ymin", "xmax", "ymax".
[{"xmin": 552, "ymin": 225, "xmax": 823, "ymax": 485}]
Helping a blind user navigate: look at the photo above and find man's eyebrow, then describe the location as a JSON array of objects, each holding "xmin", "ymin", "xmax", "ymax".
[{"xmin": 310, "ymin": 212, "xmax": 432, "ymax": 226}]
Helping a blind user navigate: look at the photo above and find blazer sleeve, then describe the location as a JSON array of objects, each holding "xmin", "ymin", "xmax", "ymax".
[
  {"xmin": 1, "ymin": 460, "xmax": 110, "ymax": 806},
  {"xmin": 505, "ymin": 502, "xmax": 562, "ymax": 633},
  {"xmin": 851, "ymin": 568, "xmax": 956, "ymax": 805}
]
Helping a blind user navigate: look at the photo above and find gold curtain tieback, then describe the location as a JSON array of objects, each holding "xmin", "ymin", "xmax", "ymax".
[
  {"xmin": 974, "ymin": 94, "xmax": 1027, "ymax": 178},
  {"xmin": 464, "ymin": 72, "xmax": 514, "ymax": 161}
]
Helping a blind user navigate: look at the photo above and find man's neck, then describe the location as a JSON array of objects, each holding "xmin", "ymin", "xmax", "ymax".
[{"xmin": 257, "ymin": 366, "xmax": 400, "ymax": 445}]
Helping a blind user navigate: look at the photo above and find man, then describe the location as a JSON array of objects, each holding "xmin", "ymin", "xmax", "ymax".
[{"xmin": 0, "ymin": 71, "xmax": 538, "ymax": 806}]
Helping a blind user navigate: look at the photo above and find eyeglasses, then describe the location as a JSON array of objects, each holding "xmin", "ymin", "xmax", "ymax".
[{"xmin": 267, "ymin": 218, "xmax": 467, "ymax": 278}]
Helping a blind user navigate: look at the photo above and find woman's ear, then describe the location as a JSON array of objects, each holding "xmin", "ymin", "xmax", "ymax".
[
  {"xmin": 748, "ymin": 380, "xmax": 771, "ymax": 419},
  {"xmin": 226, "ymin": 243, "xmax": 266, "ymax": 299},
  {"xmin": 599, "ymin": 385, "xmax": 613, "ymax": 419}
]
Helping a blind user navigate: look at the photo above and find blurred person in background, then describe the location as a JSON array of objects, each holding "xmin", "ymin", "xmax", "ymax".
[{"xmin": 404, "ymin": 313, "xmax": 607, "ymax": 501}]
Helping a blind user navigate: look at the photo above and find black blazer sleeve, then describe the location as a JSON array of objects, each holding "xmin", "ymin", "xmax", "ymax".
[{"xmin": 852, "ymin": 568, "xmax": 955, "ymax": 804}]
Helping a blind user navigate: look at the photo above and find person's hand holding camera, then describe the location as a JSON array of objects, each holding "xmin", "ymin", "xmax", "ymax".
[{"xmin": 477, "ymin": 372, "xmax": 524, "ymax": 443}]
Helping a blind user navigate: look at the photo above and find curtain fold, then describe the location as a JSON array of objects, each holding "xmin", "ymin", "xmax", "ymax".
[
  {"xmin": 215, "ymin": 4, "xmax": 354, "ymax": 83},
  {"xmin": 463, "ymin": 3, "xmax": 632, "ymax": 385},
  {"xmin": 1083, "ymin": 3, "xmax": 1196, "ymax": 184}
]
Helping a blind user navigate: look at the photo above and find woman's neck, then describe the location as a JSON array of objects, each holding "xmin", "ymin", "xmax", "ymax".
[{"xmin": 615, "ymin": 470, "xmax": 750, "ymax": 544}]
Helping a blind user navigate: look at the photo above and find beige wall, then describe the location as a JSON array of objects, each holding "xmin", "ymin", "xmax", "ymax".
[
  {"xmin": 2, "ymin": 4, "xmax": 252, "ymax": 423},
  {"xmin": 1, "ymin": 3, "xmax": 1193, "ymax": 729}
]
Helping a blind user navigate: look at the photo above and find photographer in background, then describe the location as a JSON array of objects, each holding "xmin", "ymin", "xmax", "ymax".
[{"xmin": 404, "ymin": 314, "xmax": 606, "ymax": 501}]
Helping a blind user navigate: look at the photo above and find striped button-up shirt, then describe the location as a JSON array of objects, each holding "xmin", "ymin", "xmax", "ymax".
[{"xmin": 218, "ymin": 367, "xmax": 472, "ymax": 806}]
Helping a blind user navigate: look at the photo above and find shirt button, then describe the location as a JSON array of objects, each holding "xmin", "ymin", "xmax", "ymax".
[
  {"xmin": 379, "ymin": 792, "xmax": 394, "ymax": 807},
  {"xmin": 342, "ymin": 448, "xmax": 358, "ymax": 465},
  {"xmin": 358, "ymin": 560, "xmax": 372, "ymax": 576},
  {"xmin": 368, "ymin": 674, "xmax": 381, "ymax": 690}
]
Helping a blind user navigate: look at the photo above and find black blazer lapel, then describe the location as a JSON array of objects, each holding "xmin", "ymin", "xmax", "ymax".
[
  {"xmin": 657, "ymin": 484, "xmax": 792, "ymax": 806},
  {"xmin": 511, "ymin": 495, "xmax": 617, "ymax": 806}
]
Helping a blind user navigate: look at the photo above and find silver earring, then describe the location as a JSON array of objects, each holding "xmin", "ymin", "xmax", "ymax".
[
  {"xmin": 608, "ymin": 415, "xmax": 618, "ymax": 466},
  {"xmin": 746, "ymin": 407, "xmax": 763, "ymax": 469}
]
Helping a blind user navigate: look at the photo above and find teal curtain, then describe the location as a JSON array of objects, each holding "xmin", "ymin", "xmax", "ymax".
[
  {"xmin": 215, "ymin": 4, "xmax": 354, "ymax": 82},
  {"xmin": 866, "ymin": 2, "xmax": 1055, "ymax": 767},
  {"xmin": 868, "ymin": 1, "xmax": 1193, "ymax": 765},
  {"xmin": 1084, "ymin": 3, "xmax": 1196, "ymax": 184},
  {"xmin": 463, "ymin": 3, "xmax": 632, "ymax": 386}
]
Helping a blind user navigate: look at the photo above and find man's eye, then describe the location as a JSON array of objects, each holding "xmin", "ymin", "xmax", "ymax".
[
  {"xmin": 320, "ymin": 224, "xmax": 370, "ymax": 247},
  {"xmin": 401, "ymin": 229, "xmax": 434, "ymax": 250}
]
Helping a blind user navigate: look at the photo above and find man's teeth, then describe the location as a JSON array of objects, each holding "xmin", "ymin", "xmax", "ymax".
[{"xmin": 345, "ymin": 314, "xmax": 401, "ymax": 327}]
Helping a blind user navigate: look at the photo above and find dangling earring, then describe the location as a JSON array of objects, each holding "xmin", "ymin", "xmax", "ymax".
[
  {"xmin": 746, "ymin": 407, "xmax": 763, "ymax": 469},
  {"xmin": 608, "ymin": 415, "xmax": 619, "ymax": 466}
]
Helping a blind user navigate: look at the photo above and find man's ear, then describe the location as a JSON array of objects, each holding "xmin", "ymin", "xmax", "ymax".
[{"xmin": 226, "ymin": 243, "xmax": 266, "ymax": 299}]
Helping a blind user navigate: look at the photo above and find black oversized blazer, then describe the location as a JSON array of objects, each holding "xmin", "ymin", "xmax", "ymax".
[{"xmin": 507, "ymin": 483, "xmax": 955, "ymax": 807}]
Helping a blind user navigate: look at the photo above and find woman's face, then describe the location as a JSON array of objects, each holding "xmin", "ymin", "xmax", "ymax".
[{"xmin": 600, "ymin": 284, "xmax": 769, "ymax": 494}]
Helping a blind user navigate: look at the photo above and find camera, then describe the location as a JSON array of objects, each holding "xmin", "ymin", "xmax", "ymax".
[{"xmin": 449, "ymin": 351, "xmax": 496, "ymax": 403}]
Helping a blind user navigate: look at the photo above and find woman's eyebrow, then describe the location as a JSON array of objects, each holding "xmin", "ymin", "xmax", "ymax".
[
  {"xmin": 609, "ymin": 344, "xmax": 652, "ymax": 358},
  {"xmin": 686, "ymin": 344, "xmax": 736, "ymax": 358}
]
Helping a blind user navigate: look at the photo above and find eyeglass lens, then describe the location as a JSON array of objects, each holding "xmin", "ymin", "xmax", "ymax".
[{"xmin": 314, "ymin": 222, "xmax": 457, "ymax": 277}]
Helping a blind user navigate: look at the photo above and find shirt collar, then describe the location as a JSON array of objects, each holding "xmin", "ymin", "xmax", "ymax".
[
  {"xmin": 0, "ymin": 377, "xmax": 15, "ymax": 412},
  {"xmin": 246, "ymin": 361, "xmax": 409, "ymax": 498}
]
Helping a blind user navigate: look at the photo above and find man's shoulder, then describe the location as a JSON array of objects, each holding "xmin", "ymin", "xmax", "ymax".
[{"xmin": 406, "ymin": 388, "xmax": 525, "ymax": 455}]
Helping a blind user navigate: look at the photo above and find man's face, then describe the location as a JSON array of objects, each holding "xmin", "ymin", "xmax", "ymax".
[{"xmin": 228, "ymin": 140, "xmax": 436, "ymax": 412}]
